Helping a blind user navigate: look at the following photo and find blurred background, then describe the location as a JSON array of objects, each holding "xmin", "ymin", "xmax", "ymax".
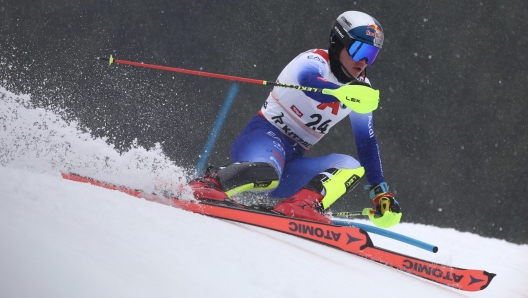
[{"xmin": 1, "ymin": 0, "xmax": 527, "ymax": 244}]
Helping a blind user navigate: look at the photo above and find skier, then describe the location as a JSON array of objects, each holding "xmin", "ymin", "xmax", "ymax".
[{"xmin": 189, "ymin": 11, "xmax": 401, "ymax": 228}]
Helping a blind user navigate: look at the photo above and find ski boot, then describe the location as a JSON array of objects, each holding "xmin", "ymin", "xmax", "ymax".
[
  {"xmin": 188, "ymin": 167, "xmax": 228, "ymax": 201},
  {"xmin": 273, "ymin": 187, "xmax": 332, "ymax": 224}
]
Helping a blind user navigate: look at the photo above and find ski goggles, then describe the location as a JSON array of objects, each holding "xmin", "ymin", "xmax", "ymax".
[{"xmin": 348, "ymin": 40, "xmax": 380, "ymax": 66}]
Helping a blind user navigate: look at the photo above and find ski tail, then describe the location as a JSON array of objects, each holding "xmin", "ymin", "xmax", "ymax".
[
  {"xmin": 62, "ymin": 173, "xmax": 145, "ymax": 198},
  {"xmin": 61, "ymin": 172, "xmax": 193, "ymax": 209}
]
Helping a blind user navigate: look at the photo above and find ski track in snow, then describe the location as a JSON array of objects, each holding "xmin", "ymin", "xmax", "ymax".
[{"xmin": 1, "ymin": 87, "xmax": 527, "ymax": 298}]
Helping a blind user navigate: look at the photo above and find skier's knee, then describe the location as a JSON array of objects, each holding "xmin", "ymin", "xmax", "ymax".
[
  {"xmin": 216, "ymin": 162, "xmax": 280, "ymax": 197},
  {"xmin": 326, "ymin": 153, "xmax": 361, "ymax": 169}
]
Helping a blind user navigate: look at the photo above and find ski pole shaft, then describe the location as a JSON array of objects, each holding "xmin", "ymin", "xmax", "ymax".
[
  {"xmin": 98, "ymin": 55, "xmax": 324, "ymax": 93},
  {"xmin": 97, "ymin": 55, "xmax": 380, "ymax": 114},
  {"xmin": 330, "ymin": 211, "xmax": 364, "ymax": 218}
]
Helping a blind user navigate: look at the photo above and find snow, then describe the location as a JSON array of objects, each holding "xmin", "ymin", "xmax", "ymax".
[{"xmin": 1, "ymin": 87, "xmax": 527, "ymax": 297}]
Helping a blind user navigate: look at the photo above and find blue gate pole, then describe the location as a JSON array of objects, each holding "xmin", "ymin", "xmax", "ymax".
[
  {"xmin": 195, "ymin": 83, "xmax": 239, "ymax": 176},
  {"xmin": 331, "ymin": 219, "xmax": 439, "ymax": 253}
]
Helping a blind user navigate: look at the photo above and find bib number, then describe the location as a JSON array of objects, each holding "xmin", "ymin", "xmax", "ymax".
[{"xmin": 305, "ymin": 114, "xmax": 332, "ymax": 134}]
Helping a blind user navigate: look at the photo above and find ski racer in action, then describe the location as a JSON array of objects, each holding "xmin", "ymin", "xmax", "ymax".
[{"xmin": 189, "ymin": 11, "xmax": 401, "ymax": 228}]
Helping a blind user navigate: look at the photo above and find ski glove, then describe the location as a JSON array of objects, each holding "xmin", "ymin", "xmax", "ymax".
[{"xmin": 362, "ymin": 182, "xmax": 402, "ymax": 228}]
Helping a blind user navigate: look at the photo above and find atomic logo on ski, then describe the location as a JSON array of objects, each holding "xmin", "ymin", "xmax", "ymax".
[
  {"xmin": 402, "ymin": 259, "xmax": 464, "ymax": 282},
  {"xmin": 346, "ymin": 233, "xmax": 363, "ymax": 244},
  {"xmin": 288, "ymin": 222, "xmax": 341, "ymax": 242},
  {"xmin": 468, "ymin": 275, "xmax": 485, "ymax": 286}
]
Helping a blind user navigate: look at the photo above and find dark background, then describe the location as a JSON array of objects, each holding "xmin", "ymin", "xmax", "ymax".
[{"xmin": 1, "ymin": 0, "xmax": 527, "ymax": 244}]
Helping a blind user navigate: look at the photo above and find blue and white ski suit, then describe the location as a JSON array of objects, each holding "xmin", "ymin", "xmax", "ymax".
[{"xmin": 230, "ymin": 49, "xmax": 384, "ymax": 198}]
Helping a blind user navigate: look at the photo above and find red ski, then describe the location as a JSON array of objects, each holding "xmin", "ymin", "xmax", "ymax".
[{"xmin": 61, "ymin": 172, "xmax": 495, "ymax": 291}]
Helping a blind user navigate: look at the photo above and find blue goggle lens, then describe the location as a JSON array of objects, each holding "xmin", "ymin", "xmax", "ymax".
[{"xmin": 348, "ymin": 41, "xmax": 380, "ymax": 66}]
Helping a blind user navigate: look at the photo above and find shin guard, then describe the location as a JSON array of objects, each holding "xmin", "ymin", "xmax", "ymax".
[
  {"xmin": 215, "ymin": 162, "xmax": 279, "ymax": 197},
  {"xmin": 304, "ymin": 167, "xmax": 365, "ymax": 210}
]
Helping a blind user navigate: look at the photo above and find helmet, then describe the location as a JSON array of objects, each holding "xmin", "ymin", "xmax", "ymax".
[{"xmin": 330, "ymin": 11, "xmax": 384, "ymax": 66}]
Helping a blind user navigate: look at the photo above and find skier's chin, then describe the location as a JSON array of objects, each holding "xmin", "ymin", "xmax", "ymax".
[{"xmin": 341, "ymin": 66, "xmax": 361, "ymax": 80}]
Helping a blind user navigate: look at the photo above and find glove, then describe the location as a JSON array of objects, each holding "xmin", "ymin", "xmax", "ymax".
[{"xmin": 362, "ymin": 182, "xmax": 402, "ymax": 228}]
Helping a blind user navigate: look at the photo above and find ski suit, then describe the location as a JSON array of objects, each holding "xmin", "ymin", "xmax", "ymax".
[{"xmin": 230, "ymin": 49, "xmax": 384, "ymax": 199}]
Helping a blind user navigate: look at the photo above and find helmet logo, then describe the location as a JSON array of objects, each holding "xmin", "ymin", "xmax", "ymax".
[
  {"xmin": 334, "ymin": 26, "xmax": 344, "ymax": 38},
  {"xmin": 341, "ymin": 16, "xmax": 352, "ymax": 27},
  {"xmin": 366, "ymin": 24, "xmax": 383, "ymax": 40}
]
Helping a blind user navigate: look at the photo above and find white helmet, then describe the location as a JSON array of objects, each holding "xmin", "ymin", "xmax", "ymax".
[{"xmin": 330, "ymin": 11, "xmax": 384, "ymax": 66}]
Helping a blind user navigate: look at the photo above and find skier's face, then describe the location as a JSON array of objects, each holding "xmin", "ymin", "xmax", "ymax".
[{"xmin": 339, "ymin": 48, "xmax": 368, "ymax": 79}]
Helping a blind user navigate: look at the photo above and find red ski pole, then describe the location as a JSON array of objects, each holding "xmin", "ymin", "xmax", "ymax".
[
  {"xmin": 99, "ymin": 55, "xmax": 265, "ymax": 85},
  {"xmin": 98, "ymin": 55, "xmax": 380, "ymax": 114}
]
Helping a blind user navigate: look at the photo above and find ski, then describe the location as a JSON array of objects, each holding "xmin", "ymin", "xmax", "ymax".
[{"xmin": 61, "ymin": 172, "xmax": 495, "ymax": 291}]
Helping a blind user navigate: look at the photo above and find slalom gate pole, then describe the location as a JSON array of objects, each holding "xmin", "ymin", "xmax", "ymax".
[{"xmin": 195, "ymin": 84, "xmax": 239, "ymax": 175}]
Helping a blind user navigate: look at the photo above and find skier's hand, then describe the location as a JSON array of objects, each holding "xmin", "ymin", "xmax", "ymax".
[{"xmin": 362, "ymin": 182, "xmax": 402, "ymax": 228}]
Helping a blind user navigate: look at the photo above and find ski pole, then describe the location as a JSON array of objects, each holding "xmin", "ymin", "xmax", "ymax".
[
  {"xmin": 330, "ymin": 211, "xmax": 364, "ymax": 218},
  {"xmin": 331, "ymin": 218, "xmax": 439, "ymax": 253},
  {"xmin": 97, "ymin": 55, "xmax": 379, "ymax": 114}
]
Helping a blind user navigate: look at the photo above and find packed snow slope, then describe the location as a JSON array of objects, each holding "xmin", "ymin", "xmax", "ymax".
[{"xmin": 1, "ymin": 87, "xmax": 527, "ymax": 298}]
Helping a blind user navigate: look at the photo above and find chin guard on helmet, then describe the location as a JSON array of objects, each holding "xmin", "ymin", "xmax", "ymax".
[{"xmin": 329, "ymin": 39, "xmax": 355, "ymax": 83}]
